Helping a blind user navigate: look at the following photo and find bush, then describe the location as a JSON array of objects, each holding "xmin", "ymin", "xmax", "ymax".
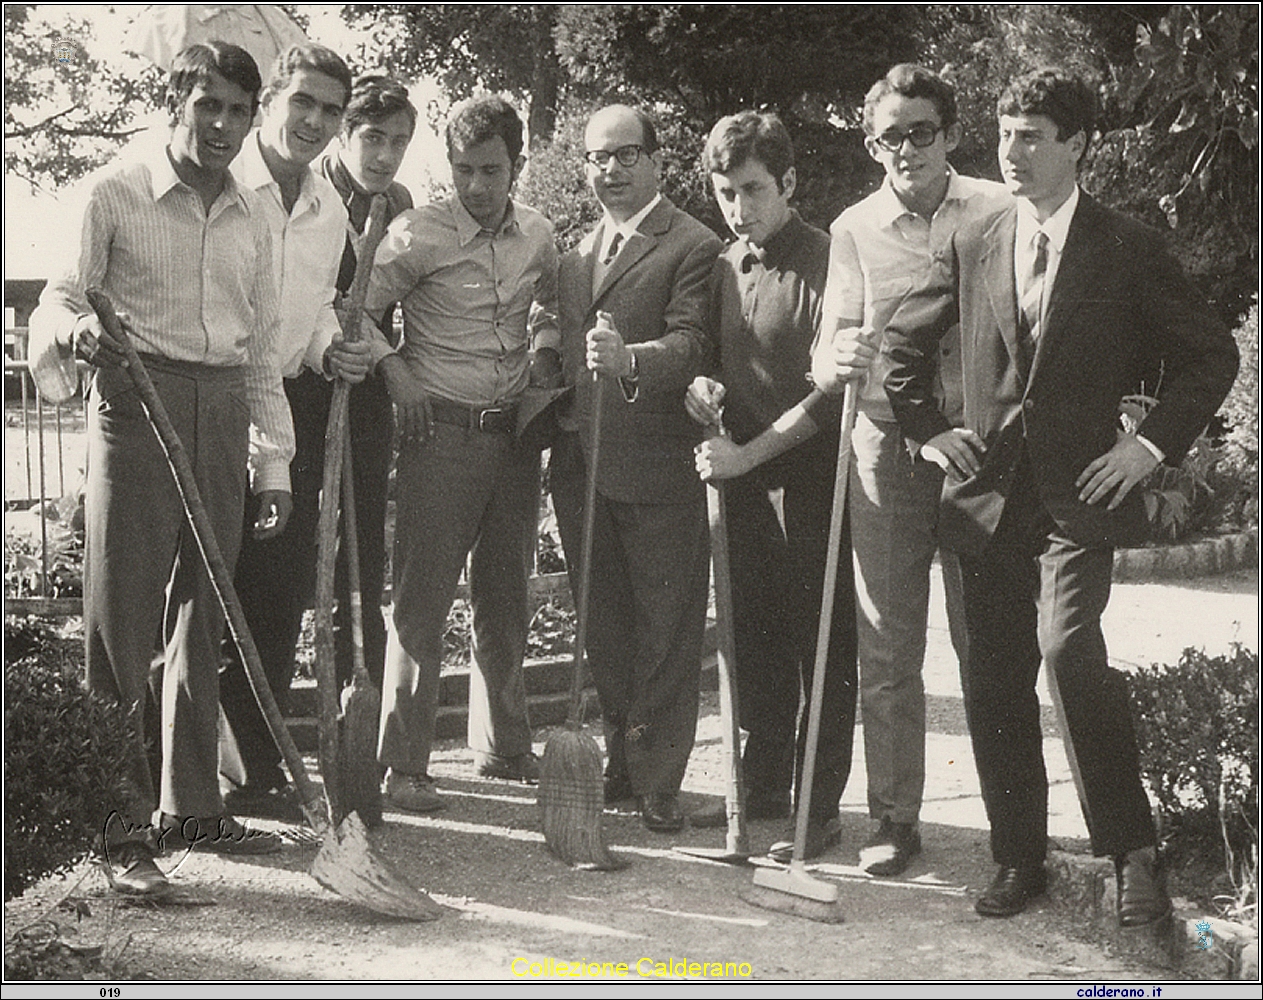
[
  {"xmin": 4, "ymin": 616, "xmax": 138, "ymax": 901},
  {"xmin": 1129, "ymin": 645, "xmax": 1259, "ymax": 916}
]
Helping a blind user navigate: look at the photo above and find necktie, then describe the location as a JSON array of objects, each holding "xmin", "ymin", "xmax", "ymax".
[
  {"xmin": 603, "ymin": 231, "xmax": 624, "ymax": 265},
  {"xmin": 1019, "ymin": 230, "xmax": 1049, "ymax": 341}
]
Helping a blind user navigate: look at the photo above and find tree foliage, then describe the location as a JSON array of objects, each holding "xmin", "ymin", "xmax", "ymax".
[{"xmin": 4, "ymin": 5, "xmax": 162, "ymax": 191}]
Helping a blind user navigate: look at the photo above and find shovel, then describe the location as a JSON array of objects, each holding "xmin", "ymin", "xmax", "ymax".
[{"xmin": 87, "ymin": 289, "xmax": 440, "ymax": 923}]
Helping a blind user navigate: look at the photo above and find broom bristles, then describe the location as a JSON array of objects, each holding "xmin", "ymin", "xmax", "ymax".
[{"xmin": 539, "ymin": 726, "xmax": 621, "ymax": 870}]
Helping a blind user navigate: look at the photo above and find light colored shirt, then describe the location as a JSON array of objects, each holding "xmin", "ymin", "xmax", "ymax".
[
  {"xmin": 28, "ymin": 139, "xmax": 294, "ymax": 492},
  {"xmin": 233, "ymin": 130, "xmax": 346, "ymax": 378},
  {"xmin": 363, "ymin": 195, "xmax": 559, "ymax": 407},
  {"xmin": 596, "ymin": 192, "xmax": 663, "ymax": 268},
  {"xmin": 819, "ymin": 170, "xmax": 1011, "ymax": 421},
  {"xmin": 1014, "ymin": 183, "xmax": 1079, "ymax": 339}
]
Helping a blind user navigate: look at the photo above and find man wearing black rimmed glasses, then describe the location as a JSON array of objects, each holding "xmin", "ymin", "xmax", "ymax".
[
  {"xmin": 552, "ymin": 104, "xmax": 723, "ymax": 833},
  {"xmin": 811, "ymin": 64, "xmax": 1009, "ymax": 877}
]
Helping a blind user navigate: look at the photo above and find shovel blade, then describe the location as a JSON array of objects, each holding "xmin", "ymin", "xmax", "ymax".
[{"xmin": 310, "ymin": 812, "xmax": 444, "ymax": 921}]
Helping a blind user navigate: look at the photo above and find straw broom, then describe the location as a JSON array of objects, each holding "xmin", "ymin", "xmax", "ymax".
[{"xmin": 539, "ymin": 363, "xmax": 619, "ymax": 870}]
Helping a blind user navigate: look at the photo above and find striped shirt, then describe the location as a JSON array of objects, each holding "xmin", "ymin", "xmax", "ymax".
[
  {"xmin": 233, "ymin": 130, "xmax": 346, "ymax": 379},
  {"xmin": 364, "ymin": 196, "xmax": 559, "ymax": 407},
  {"xmin": 28, "ymin": 139, "xmax": 295, "ymax": 493}
]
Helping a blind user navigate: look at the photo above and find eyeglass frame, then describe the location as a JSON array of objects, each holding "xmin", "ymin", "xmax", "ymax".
[
  {"xmin": 583, "ymin": 144, "xmax": 648, "ymax": 169},
  {"xmin": 870, "ymin": 123, "xmax": 944, "ymax": 152}
]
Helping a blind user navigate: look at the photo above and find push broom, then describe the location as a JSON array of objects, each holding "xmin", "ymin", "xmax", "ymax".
[
  {"xmin": 538, "ymin": 323, "xmax": 619, "ymax": 870},
  {"xmin": 741, "ymin": 380, "xmax": 859, "ymax": 923}
]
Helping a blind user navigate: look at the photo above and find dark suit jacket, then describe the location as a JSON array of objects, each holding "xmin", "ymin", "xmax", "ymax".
[
  {"xmin": 560, "ymin": 197, "xmax": 724, "ymax": 504},
  {"xmin": 884, "ymin": 193, "xmax": 1239, "ymax": 555}
]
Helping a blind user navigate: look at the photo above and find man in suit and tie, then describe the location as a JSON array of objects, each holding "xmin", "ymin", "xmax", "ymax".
[
  {"xmin": 552, "ymin": 104, "xmax": 724, "ymax": 832},
  {"xmin": 832, "ymin": 68, "xmax": 1238, "ymax": 921}
]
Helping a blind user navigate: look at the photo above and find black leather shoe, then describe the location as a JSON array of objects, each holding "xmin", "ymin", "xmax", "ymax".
[
  {"xmin": 859, "ymin": 818, "xmax": 922, "ymax": 877},
  {"xmin": 1117, "ymin": 849, "xmax": 1172, "ymax": 927},
  {"xmin": 157, "ymin": 813, "xmax": 282, "ymax": 856},
  {"xmin": 103, "ymin": 841, "xmax": 170, "ymax": 897},
  {"xmin": 604, "ymin": 773, "xmax": 636, "ymax": 805},
  {"xmin": 688, "ymin": 799, "xmax": 728, "ymax": 828},
  {"xmin": 767, "ymin": 816, "xmax": 843, "ymax": 863},
  {"xmin": 223, "ymin": 782, "xmax": 304, "ymax": 823},
  {"xmin": 975, "ymin": 865, "xmax": 1048, "ymax": 917},
  {"xmin": 475, "ymin": 752, "xmax": 541, "ymax": 784},
  {"xmin": 640, "ymin": 793, "xmax": 685, "ymax": 833}
]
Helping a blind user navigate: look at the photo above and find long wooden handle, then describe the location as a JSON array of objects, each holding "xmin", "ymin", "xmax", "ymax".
[
  {"xmin": 85, "ymin": 287, "xmax": 327, "ymax": 826},
  {"xmin": 569, "ymin": 373, "xmax": 605, "ymax": 726},
  {"xmin": 314, "ymin": 195, "xmax": 390, "ymax": 822},
  {"xmin": 704, "ymin": 424, "xmax": 749, "ymax": 854},
  {"xmin": 789, "ymin": 380, "xmax": 858, "ymax": 870}
]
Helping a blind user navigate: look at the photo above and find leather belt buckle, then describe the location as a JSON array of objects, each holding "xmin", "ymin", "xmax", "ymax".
[{"xmin": 478, "ymin": 407, "xmax": 509, "ymax": 434}]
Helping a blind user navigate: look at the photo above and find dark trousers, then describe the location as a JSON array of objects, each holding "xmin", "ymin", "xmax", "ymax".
[
  {"xmin": 219, "ymin": 368, "xmax": 393, "ymax": 789},
  {"xmin": 86, "ymin": 358, "xmax": 248, "ymax": 828},
  {"xmin": 550, "ymin": 431, "xmax": 710, "ymax": 798},
  {"xmin": 724, "ymin": 458, "xmax": 858, "ymax": 821},
  {"xmin": 956, "ymin": 459, "xmax": 1156, "ymax": 867}
]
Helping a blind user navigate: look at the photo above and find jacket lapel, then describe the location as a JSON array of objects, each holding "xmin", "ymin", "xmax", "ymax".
[
  {"xmin": 979, "ymin": 207, "xmax": 1025, "ymax": 374},
  {"xmin": 591, "ymin": 199, "xmax": 670, "ymax": 309}
]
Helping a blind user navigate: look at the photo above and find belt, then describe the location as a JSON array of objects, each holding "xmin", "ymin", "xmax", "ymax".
[{"xmin": 429, "ymin": 397, "xmax": 518, "ymax": 434}]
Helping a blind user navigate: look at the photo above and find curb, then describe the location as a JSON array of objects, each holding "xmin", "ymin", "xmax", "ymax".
[
  {"xmin": 1048, "ymin": 851, "xmax": 1259, "ymax": 979},
  {"xmin": 1112, "ymin": 530, "xmax": 1258, "ymax": 583}
]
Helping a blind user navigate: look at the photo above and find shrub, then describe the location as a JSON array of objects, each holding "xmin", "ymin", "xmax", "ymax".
[
  {"xmin": 1129, "ymin": 645, "xmax": 1259, "ymax": 916},
  {"xmin": 4, "ymin": 616, "xmax": 139, "ymax": 901}
]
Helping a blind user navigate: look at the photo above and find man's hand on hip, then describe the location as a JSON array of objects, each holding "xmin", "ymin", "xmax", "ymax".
[
  {"xmin": 379, "ymin": 355, "xmax": 433, "ymax": 443},
  {"xmin": 253, "ymin": 490, "xmax": 293, "ymax": 539},
  {"xmin": 1076, "ymin": 432, "xmax": 1160, "ymax": 509},
  {"xmin": 921, "ymin": 428, "xmax": 986, "ymax": 481}
]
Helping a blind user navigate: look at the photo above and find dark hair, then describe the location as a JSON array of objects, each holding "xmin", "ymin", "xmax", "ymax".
[
  {"xmin": 446, "ymin": 95, "xmax": 524, "ymax": 163},
  {"xmin": 997, "ymin": 68, "xmax": 1097, "ymax": 157},
  {"xmin": 702, "ymin": 111, "xmax": 795, "ymax": 192},
  {"xmin": 862, "ymin": 63, "xmax": 958, "ymax": 134},
  {"xmin": 262, "ymin": 42, "xmax": 352, "ymax": 109},
  {"xmin": 342, "ymin": 75, "xmax": 417, "ymax": 137},
  {"xmin": 166, "ymin": 41, "xmax": 262, "ymax": 119}
]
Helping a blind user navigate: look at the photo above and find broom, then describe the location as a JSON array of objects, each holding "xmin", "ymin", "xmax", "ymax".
[
  {"xmin": 741, "ymin": 380, "xmax": 859, "ymax": 924},
  {"xmin": 86, "ymin": 287, "xmax": 441, "ymax": 921},
  {"xmin": 539, "ymin": 333, "xmax": 619, "ymax": 869},
  {"xmin": 313, "ymin": 195, "xmax": 389, "ymax": 828}
]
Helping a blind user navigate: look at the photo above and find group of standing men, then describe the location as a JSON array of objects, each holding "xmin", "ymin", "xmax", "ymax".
[{"xmin": 29, "ymin": 35, "xmax": 1236, "ymax": 930}]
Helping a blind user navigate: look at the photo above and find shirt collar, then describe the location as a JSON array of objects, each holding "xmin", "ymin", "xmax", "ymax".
[
  {"xmin": 741, "ymin": 209, "xmax": 805, "ymax": 270},
  {"xmin": 153, "ymin": 142, "xmax": 250, "ymax": 213},
  {"xmin": 603, "ymin": 192, "xmax": 662, "ymax": 243},
  {"xmin": 1016, "ymin": 184, "xmax": 1079, "ymax": 255},
  {"xmin": 873, "ymin": 167, "xmax": 980, "ymax": 228},
  {"xmin": 235, "ymin": 130, "xmax": 323, "ymax": 213},
  {"xmin": 453, "ymin": 195, "xmax": 520, "ymax": 246}
]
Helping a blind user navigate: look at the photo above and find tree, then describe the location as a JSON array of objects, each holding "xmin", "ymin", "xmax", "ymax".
[
  {"xmin": 341, "ymin": 4, "xmax": 563, "ymax": 147},
  {"xmin": 4, "ymin": 5, "xmax": 162, "ymax": 190}
]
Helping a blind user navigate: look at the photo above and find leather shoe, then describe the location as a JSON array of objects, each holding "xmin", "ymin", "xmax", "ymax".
[
  {"xmin": 767, "ymin": 815, "xmax": 843, "ymax": 863},
  {"xmin": 223, "ymin": 782, "xmax": 304, "ymax": 823},
  {"xmin": 604, "ymin": 773, "xmax": 636, "ymax": 805},
  {"xmin": 475, "ymin": 752, "xmax": 541, "ymax": 784},
  {"xmin": 975, "ymin": 865, "xmax": 1048, "ymax": 917},
  {"xmin": 1117, "ymin": 848, "xmax": 1172, "ymax": 927},
  {"xmin": 859, "ymin": 818, "xmax": 922, "ymax": 877},
  {"xmin": 103, "ymin": 841, "xmax": 170, "ymax": 897},
  {"xmin": 640, "ymin": 792, "xmax": 685, "ymax": 833},
  {"xmin": 157, "ymin": 813, "xmax": 282, "ymax": 856}
]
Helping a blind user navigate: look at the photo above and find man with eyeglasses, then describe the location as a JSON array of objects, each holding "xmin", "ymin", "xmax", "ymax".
[
  {"xmin": 812, "ymin": 64, "xmax": 1009, "ymax": 877},
  {"xmin": 552, "ymin": 104, "xmax": 723, "ymax": 833}
]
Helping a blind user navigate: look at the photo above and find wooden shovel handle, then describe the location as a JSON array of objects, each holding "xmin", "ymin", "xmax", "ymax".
[{"xmin": 85, "ymin": 287, "xmax": 326, "ymax": 824}]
